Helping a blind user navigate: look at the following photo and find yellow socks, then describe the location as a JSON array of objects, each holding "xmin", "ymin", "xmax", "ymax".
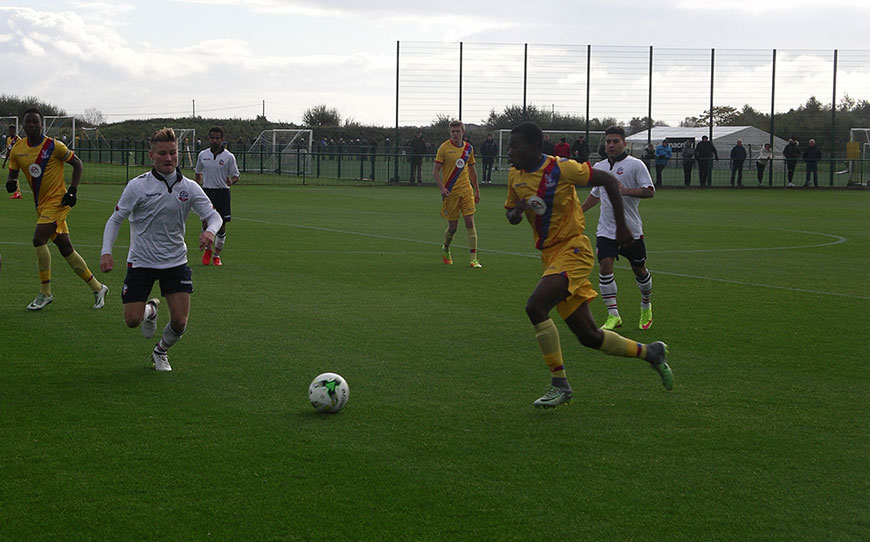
[
  {"xmin": 467, "ymin": 225, "xmax": 478, "ymax": 255},
  {"xmin": 534, "ymin": 319, "xmax": 566, "ymax": 378},
  {"xmin": 64, "ymin": 250, "xmax": 102, "ymax": 292},
  {"xmin": 599, "ymin": 329, "xmax": 648, "ymax": 359},
  {"xmin": 35, "ymin": 244, "xmax": 52, "ymax": 296},
  {"xmin": 443, "ymin": 228, "xmax": 455, "ymax": 250}
]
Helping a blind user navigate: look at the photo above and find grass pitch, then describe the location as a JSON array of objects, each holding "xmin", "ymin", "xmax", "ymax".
[{"xmin": 1, "ymin": 183, "xmax": 868, "ymax": 540}]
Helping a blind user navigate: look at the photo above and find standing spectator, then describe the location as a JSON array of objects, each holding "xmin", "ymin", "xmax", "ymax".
[
  {"xmin": 433, "ymin": 120, "xmax": 481, "ymax": 268},
  {"xmin": 6, "ymin": 108, "xmax": 109, "ymax": 311},
  {"xmin": 802, "ymin": 138, "xmax": 821, "ymax": 187},
  {"xmin": 682, "ymin": 139, "xmax": 696, "ymax": 186},
  {"xmin": 572, "ymin": 134, "xmax": 590, "ymax": 163},
  {"xmin": 542, "ymin": 134, "xmax": 556, "ymax": 156},
  {"xmin": 597, "ymin": 139, "xmax": 607, "ymax": 160},
  {"xmin": 554, "ymin": 137, "xmax": 571, "ymax": 158},
  {"xmin": 409, "ymin": 131, "xmax": 426, "ymax": 184},
  {"xmin": 195, "ymin": 126, "xmax": 240, "ymax": 267},
  {"xmin": 729, "ymin": 139, "xmax": 747, "ymax": 186},
  {"xmin": 480, "ymin": 133, "xmax": 498, "ymax": 185},
  {"xmin": 641, "ymin": 143, "xmax": 655, "ymax": 170},
  {"xmin": 654, "ymin": 140, "xmax": 671, "ymax": 188},
  {"xmin": 756, "ymin": 143, "xmax": 773, "ymax": 186},
  {"xmin": 319, "ymin": 137, "xmax": 328, "ymax": 157},
  {"xmin": 695, "ymin": 135, "xmax": 718, "ymax": 187},
  {"xmin": 3, "ymin": 125, "xmax": 21, "ymax": 198},
  {"xmin": 783, "ymin": 138, "xmax": 801, "ymax": 187},
  {"xmin": 100, "ymin": 127, "xmax": 221, "ymax": 372}
]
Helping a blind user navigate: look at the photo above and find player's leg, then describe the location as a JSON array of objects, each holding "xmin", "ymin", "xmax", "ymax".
[
  {"xmin": 462, "ymin": 200, "xmax": 480, "ymax": 268},
  {"xmin": 209, "ymin": 189, "xmax": 230, "ymax": 265},
  {"xmin": 526, "ymin": 274, "xmax": 575, "ymax": 407},
  {"xmin": 53, "ymin": 232, "xmax": 107, "ymax": 307},
  {"xmin": 623, "ymin": 240, "xmax": 652, "ymax": 330},
  {"xmin": 212, "ymin": 221, "xmax": 227, "ymax": 265},
  {"xmin": 151, "ymin": 265, "xmax": 194, "ymax": 371},
  {"xmin": 563, "ymin": 303, "xmax": 673, "ymax": 390},
  {"xmin": 121, "ymin": 266, "xmax": 160, "ymax": 339},
  {"xmin": 441, "ymin": 196, "xmax": 459, "ymax": 265},
  {"xmin": 596, "ymin": 237, "xmax": 621, "ymax": 330},
  {"xmin": 27, "ymin": 223, "xmax": 57, "ymax": 310}
]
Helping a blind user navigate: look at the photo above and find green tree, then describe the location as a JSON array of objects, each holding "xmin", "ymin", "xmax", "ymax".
[{"xmin": 302, "ymin": 104, "xmax": 341, "ymax": 127}]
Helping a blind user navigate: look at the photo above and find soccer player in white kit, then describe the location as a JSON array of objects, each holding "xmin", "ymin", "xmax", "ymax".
[
  {"xmin": 195, "ymin": 126, "xmax": 240, "ymax": 266},
  {"xmin": 100, "ymin": 128, "xmax": 222, "ymax": 371},
  {"xmin": 581, "ymin": 126, "xmax": 656, "ymax": 331}
]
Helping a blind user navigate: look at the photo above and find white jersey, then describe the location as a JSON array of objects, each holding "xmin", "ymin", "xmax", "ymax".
[
  {"xmin": 195, "ymin": 148, "xmax": 239, "ymax": 190},
  {"xmin": 591, "ymin": 154, "xmax": 653, "ymax": 239},
  {"xmin": 102, "ymin": 169, "xmax": 221, "ymax": 269}
]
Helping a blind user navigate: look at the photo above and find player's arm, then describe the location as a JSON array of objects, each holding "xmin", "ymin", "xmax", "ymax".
[
  {"xmin": 433, "ymin": 161, "xmax": 448, "ymax": 197},
  {"xmin": 226, "ymin": 174, "xmax": 239, "ymax": 186},
  {"xmin": 191, "ymin": 183, "xmax": 221, "ymax": 250},
  {"xmin": 60, "ymin": 155, "xmax": 84, "ymax": 206},
  {"xmin": 587, "ymin": 168, "xmax": 631, "ymax": 244},
  {"xmin": 227, "ymin": 156, "xmax": 240, "ymax": 186},
  {"xmin": 5, "ymin": 168, "xmax": 19, "ymax": 193},
  {"xmin": 100, "ymin": 190, "xmax": 135, "ymax": 273},
  {"xmin": 195, "ymin": 173, "xmax": 203, "ymax": 185},
  {"xmin": 505, "ymin": 183, "xmax": 527, "ymax": 225},
  {"xmin": 580, "ymin": 192, "xmax": 600, "ymax": 212},
  {"xmin": 469, "ymin": 163, "xmax": 479, "ymax": 203}
]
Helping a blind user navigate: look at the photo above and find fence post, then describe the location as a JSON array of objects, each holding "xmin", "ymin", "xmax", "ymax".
[
  {"xmin": 769, "ymin": 49, "xmax": 776, "ymax": 186},
  {"xmin": 585, "ymin": 44, "xmax": 591, "ymax": 138},
  {"xmin": 394, "ymin": 40, "xmax": 400, "ymax": 184},
  {"xmin": 522, "ymin": 43, "xmax": 528, "ymax": 121},
  {"xmin": 831, "ymin": 49, "xmax": 838, "ymax": 187},
  {"xmin": 459, "ymin": 41, "xmax": 463, "ymax": 121},
  {"xmin": 648, "ymin": 45, "xmax": 653, "ymax": 146}
]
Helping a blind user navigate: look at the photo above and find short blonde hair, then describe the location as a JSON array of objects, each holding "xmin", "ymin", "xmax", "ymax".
[
  {"xmin": 449, "ymin": 120, "xmax": 464, "ymax": 130},
  {"xmin": 150, "ymin": 127, "xmax": 177, "ymax": 145}
]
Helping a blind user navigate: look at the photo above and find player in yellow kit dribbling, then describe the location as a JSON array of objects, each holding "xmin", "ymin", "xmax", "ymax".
[{"xmin": 504, "ymin": 122, "xmax": 673, "ymax": 408}]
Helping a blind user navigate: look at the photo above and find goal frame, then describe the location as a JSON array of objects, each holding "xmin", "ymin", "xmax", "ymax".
[
  {"xmin": 43, "ymin": 116, "xmax": 76, "ymax": 149},
  {"xmin": 247, "ymin": 129, "xmax": 314, "ymax": 175}
]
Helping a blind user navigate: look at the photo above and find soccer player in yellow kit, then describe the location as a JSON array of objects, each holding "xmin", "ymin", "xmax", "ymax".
[
  {"xmin": 504, "ymin": 122, "xmax": 672, "ymax": 408},
  {"xmin": 6, "ymin": 108, "xmax": 108, "ymax": 311},
  {"xmin": 433, "ymin": 120, "xmax": 482, "ymax": 268}
]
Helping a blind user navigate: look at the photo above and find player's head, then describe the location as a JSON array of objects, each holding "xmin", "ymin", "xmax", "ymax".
[
  {"xmin": 603, "ymin": 126, "xmax": 626, "ymax": 158},
  {"xmin": 702, "ymin": 135, "xmax": 709, "ymax": 141},
  {"xmin": 22, "ymin": 108, "xmax": 43, "ymax": 138},
  {"xmin": 508, "ymin": 121, "xmax": 543, "ymax": 171},
  {"xmin": 448, "ymin": 120, "xmax": 464, "ymax": 145},
  {"xmin": 149, "ymin": 127, "xmax": 179, "ymax": 176},
  {"xmin": 208, "ymin": 126, "xmax": 224, "ymax": 151},
  {"xmin": 7, "ymin": 125, "xmax": 16, "ymax": 136}
]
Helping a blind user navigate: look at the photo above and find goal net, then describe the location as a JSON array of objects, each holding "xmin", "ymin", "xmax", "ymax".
[
  {"xmin": 44, "ymin": 116, "xmax": 76, "ymax": 149},
  {"xmin": 497, "ymin": 129, "xmax": 605, "ymax": 169},
  {"xmin": 247, "ymin": 129, "xmax": 313, "ymax": 175},
  {"xmin": 847, "ymin": 128, "xmax": 870, "ymax": 185},
  {"xmin": 174, "ymin": 128, "xmax": 197, "ymax": 168},
  {"xmin": 0, "ymin": 116, "xmax": 18, "ymax": 156}
]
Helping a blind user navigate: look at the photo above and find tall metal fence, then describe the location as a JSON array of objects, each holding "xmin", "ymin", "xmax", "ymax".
[{"xmin": 396, "ymin": 42, "xmax": 870, "ymax": 187}]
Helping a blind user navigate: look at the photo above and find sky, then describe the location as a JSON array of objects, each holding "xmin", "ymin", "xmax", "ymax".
[{"xmin": 0, "ymin": 0, "xmax": 867, "ymax": 127}]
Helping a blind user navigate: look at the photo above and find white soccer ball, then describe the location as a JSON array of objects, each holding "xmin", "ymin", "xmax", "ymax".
[{"xmin": 308, "ymin": 372, "xmax": 349, "ymax": 413}]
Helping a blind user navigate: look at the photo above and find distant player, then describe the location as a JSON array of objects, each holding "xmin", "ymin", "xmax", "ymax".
[
  {"xmin": 100, "ymin": 128, "xmax": 221, "ymax": 372},
  {"xmin": 195, "ymin": 126, "xmax": 240, "ymax": 266},
  {"xmin": 582, "ymin": 126, "xmax": 656, "ymax": 331},
  {"xmin": 433, "ymin": 120, "xmax": 482, "ymax": 268},
  {"xmin": 504, "ymin": 121, "xmax": 672, "ymax": 408},
  {"xmin": 3, "ymin": 125, "xmax": 22, "ymax": 198},
  {"xmin": 6, "ymin": 108, "xmax": 108, "ymax": 311}
]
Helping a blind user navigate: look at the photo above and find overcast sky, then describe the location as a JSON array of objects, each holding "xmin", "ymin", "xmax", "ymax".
[{"xmin": 0, "ymin": 0, "xmax": 866, "ymax": 127}]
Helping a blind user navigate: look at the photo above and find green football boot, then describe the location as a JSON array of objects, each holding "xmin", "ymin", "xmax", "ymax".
[
  {"xmin": 645, "ymin": 341, "xmax": 673, "ymax": 390},
  {"xmin": 601, "ymin": 314, "xmax": 623, "ymax": 331},
  {"xmin": 533, "ymin": 386, "xmax": 573, "ymax": 409},
  {"xmin": 639, "ymin": 305, "xmax": 653, "ymax": 330}
]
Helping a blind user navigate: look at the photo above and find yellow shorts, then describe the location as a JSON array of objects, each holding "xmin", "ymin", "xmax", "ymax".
[
  {"xmin": 36, "ymin": 203, "xmax": 71, "ymax": 239},
  {"xmin": 541, "ymin": 235, "xmax": 598, "ymax": 319},
  {"xmin": 440, "ymin": 187, "xmax": 476, "ymax": 220}
]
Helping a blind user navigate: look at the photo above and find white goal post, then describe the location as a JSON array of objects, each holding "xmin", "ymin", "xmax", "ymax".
[
  {"xmin": 247, "ymin": 129, "xmax": 313, "ymax": 175},
  {"xmin": 496, "ymin": 129, "xmax": 605, "ymax": 169},
  {"xmin": 847, "ymin": 128, "xmax": 870, "ymax": 185},
  {"xmin": 43, "ymin": 116, "xmax": 76, "ymax": 148},
  {"xmin": 174, "ymin": 128, "xmax": 197, "ymax": 168}
]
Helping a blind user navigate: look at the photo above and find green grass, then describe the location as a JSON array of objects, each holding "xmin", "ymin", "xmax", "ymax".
[{"xmin": 1, "ymin": 184, "xmax": 868, "ymax": 540}]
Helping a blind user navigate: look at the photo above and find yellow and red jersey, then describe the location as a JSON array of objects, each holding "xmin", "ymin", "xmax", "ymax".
[
  {"xmin": 435, "ymin": 140, "xmax": 475, "ymax": 193},
  {"xmin": 9, "ymin": 136, "xmax": 74, "ymax": 209},
  {"xmin": 505, "ymin": 155, "xmax": 591, "ymax": 250}
]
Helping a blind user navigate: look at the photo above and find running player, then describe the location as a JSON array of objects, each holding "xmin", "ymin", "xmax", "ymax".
[
  {"xmin": 5, "ymin": 108, "xmax": 108, "ymax": 310},
  {"xmin": 504, "ymin": 121, "xmax": 672, "ymax": 408},
  {"xmin": 582, "ymin": 126, "xmax": 656, "ymax": 331},
  {"xmin": 433, "ymin": 120, "xmax": 482, "ymax": 268},
  {"xmin": 100, "ymin": 128, "xmax": 222, "ymax": 372},
  {"xmin": 195, "ymin": 126, "xmax": 240, "ymax": 266}
]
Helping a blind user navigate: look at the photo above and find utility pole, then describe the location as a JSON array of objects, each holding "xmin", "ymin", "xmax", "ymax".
[{"xmin": 192, "ymin": 99, "xmax": 195, "ymax": 118}]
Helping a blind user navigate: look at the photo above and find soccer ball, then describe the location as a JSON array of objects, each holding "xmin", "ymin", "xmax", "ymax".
[{"xmin": 308, "ymin": 372, "xmax": 349, "ymax": 413}]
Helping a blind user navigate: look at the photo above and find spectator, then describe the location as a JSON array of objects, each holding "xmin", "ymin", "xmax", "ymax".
[
  {"xmin": 572, "ymin": 134, "xmax": 590, "ymax": 163},
  {"xmin": 802, "ymin": 138, "xmax": 821, "ymax": 187},
  {"xmin": 783, "ymin": 138, "xmax": 801, "ymax": 187},
  {"xmin": 554, "ymin": 137, "xmax": 571, "ymax": 158},
  {"xmin": 641, "ymin": 143, "xmax": 655, "ymax": 170},
  {"xmin": 409, "ymin": 132, "xmax": 427, "ymax": 184},
  {"xmin": 480, "ymin": 133, "xmax": 498, "ymax": 184},
  {"xmin": 654, "ymin": 140, "xmax": 671, "ymax": 188},
  {"xmin": 695, "ymin": 135, "xmax": 718, "ymax": 187},
  {"xmin": 729, "ymin": 139, "xmax": 747, "ymax": 186},
  {"xmin": 682, "ymin": 140, "xmax": 695, "ymax": 186},
  {"xmin": 756, "ymin": 143, "xmax": 773, "ymax": 187},
  {"xmin": 542, "ymin": 134, "xmax": 556, "ymax": 156}
]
